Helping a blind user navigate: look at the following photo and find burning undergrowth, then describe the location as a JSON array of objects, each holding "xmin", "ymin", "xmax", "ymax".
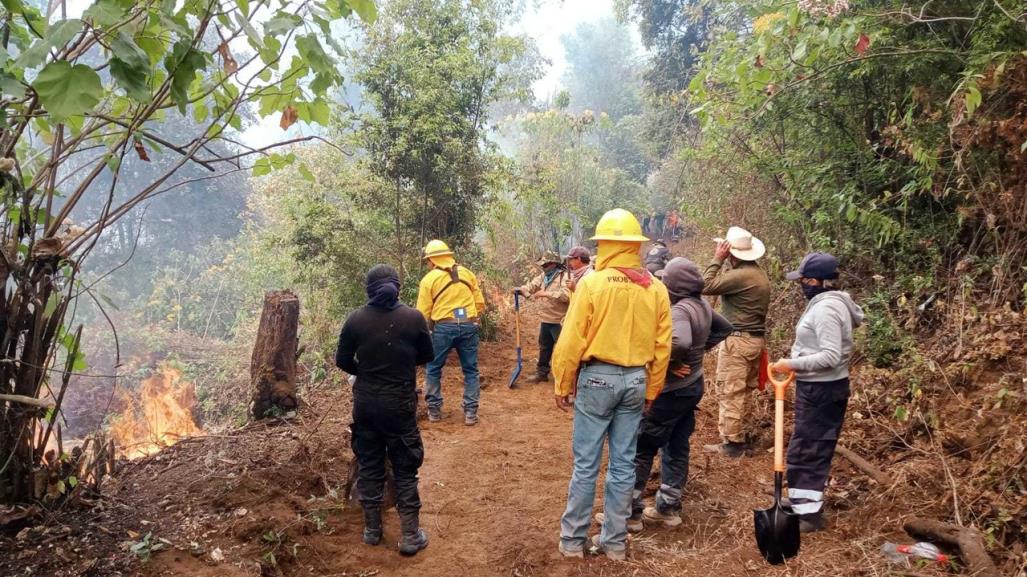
[{"xmin": 110, "ymin": 364, "xmax": 203, "ymax": 459}]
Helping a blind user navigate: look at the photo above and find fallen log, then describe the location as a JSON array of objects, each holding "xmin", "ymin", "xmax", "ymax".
[
  {"xmin": 903, "ymin": 517, "xmax": 1001, "ymax": 577},
  {"xmin": 835, "ymin": 444, "xmax": 893, "ymax": 486}
]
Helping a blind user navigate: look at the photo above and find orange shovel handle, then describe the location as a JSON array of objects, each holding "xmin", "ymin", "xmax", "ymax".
[
  {"xmin": 768, "ymin": 364, "xmax": 795, "ymax": 473},
  {"xmin": 768, "ymin": 368, "xmax": 795, "ymax": 400}
]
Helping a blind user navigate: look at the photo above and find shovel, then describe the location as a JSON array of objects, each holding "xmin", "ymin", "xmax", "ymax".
[
  {"xmin": 754, "ymin": 365, "xmax": 800, "ymax": 565},
  {"xmin": 508, "ymin": 292, "xmax": 522, "ymax": 388}
]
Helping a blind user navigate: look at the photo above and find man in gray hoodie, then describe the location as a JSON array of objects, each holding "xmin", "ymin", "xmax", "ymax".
[
  {"xmin": 771, "ymin": 252, "xmax": 864, "ymax": 533},
  {"xmin": 631, "ymin": 257, "xmax": 733, "ymax": 529}
]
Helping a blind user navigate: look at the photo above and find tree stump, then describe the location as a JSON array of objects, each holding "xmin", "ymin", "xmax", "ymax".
[{"xmin": 250, "ymin": 291, "xmax": 300, "ymax": 419}]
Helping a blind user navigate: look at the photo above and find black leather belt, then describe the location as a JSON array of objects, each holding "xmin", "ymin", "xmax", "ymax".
[{"xmin": 730, "ymin": 330, "xmax": 765, "ymax": 337}]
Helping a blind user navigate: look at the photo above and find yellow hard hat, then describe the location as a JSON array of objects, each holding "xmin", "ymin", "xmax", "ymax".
[
  {"xmin": 590, "ymin": 208, "xmax": 649, "ymax": 242},
  {"xmin": 423, "ymin": 239, "xmax": 454, "ymax": 259}
]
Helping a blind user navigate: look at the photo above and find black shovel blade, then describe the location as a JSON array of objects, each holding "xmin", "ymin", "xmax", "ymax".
[{"xmin": 753, "ymin": 501, "xmax": 800, "ymax": 564}]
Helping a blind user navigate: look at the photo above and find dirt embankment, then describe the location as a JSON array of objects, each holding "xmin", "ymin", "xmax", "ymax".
[{"xmin": 3, "ymin": 286, "xmax": 1024, "ymax": 576}]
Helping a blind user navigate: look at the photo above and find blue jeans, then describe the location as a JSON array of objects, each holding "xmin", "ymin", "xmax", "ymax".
[
  {"xmin": 560, "ymin": 362, "xmax": 646, "ymax": 553},
  {"xmin": 424, "ymin": 322, "xmax": 481, "ymax": 412}
]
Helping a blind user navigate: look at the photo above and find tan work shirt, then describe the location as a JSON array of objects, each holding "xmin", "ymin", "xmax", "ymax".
[{"xmin": 518, "ymin": 270, "xmax": 571, "ymax": 324}]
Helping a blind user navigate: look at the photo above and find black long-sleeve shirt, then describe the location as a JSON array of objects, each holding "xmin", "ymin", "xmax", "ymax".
[{"xmin": 335, "ymin": 304, "xmax": 434, "ymax": 402}]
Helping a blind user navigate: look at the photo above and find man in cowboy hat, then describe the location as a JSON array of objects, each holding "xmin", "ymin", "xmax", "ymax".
[
  {"xmin": 701, "ymin": 226, "xmax": 771, "ymax": 458},
  {"xmin": 514, "ymin": 251, "xmax": 572, "ymax": 383},
  {"xmin": 416, "ymin": 240, "xmax": 487, "ymax": 426}
]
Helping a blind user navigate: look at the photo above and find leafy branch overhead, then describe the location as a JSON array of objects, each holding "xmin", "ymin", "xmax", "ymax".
[{"xmin": 0, "ymin": 0, "xmax": 376, "ymax": 503}]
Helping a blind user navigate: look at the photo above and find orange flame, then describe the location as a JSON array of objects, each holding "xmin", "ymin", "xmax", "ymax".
[{"xmin": 111, "ymin": 364, "xmax": 202, "ymax": 459}]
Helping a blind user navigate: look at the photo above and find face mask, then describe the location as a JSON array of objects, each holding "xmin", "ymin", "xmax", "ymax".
[{"xmin": 801, "ymin": 282, "xmax": 829, "ymax": 301}]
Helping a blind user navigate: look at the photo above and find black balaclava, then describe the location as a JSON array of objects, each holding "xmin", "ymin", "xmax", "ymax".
[
  {"xmin": 801, "ymin": 279, "xmax": 839, "ymax": 301},
  {"xmin": 366, "ymin": 264, "xmax": 401, "ymax": 310}
]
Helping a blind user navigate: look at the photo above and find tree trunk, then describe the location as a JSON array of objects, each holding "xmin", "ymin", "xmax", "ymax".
[{"xmin": 250, "ymin": 291, "xmax": 300, "ymax": 419}]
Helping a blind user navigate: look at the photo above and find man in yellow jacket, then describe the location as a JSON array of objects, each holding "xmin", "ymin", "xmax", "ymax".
[
  {"xmin": 552, "ymin": 209, "xmax": 672, "ymax": 561},
  {"xmin": 416, "ymin": 240, "xmax": 487, "ymax": 426}
]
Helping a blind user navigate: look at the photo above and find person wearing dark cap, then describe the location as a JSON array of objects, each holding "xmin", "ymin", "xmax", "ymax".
[
  {"xmin": 644, "ymin": 239, "xmax": 672, "ymax": 275},
  {"xmin": 336, "ymin": 264, "xmax": 434, "ymax": 555},
  {"xmin": 630, "ymin": 258, "xmax": 733, "ymax": 530},
  {"xmin": 770, "ymin": 252, "xmax": 864, "ymax": 533},
  {"xmin": 565, "ymin": 246, "xmax": 592, "ymax": 292},
  {"xmin": 514, "ymin": 251, "xmax": 572, "ymax": 383}
]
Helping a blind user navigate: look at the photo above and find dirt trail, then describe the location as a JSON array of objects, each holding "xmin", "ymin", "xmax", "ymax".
[
  {"xmin": 0, "ymin": 308, "xmax": 918, "ymax": 577},
  {"xmin": 0, "ymin": 247, "xmax": 1007, "ymax": 577},
  {"xmin": 0, "ymin": 240, "xmax": 919, "ymax": 577},
  {"xmin": 136, "ymin": 304, "xmax": 905, "ymax": 577}
]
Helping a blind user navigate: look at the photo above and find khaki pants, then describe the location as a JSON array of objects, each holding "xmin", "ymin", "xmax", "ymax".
[{"xmin": 714, "ymin": 334, "xmax": 765, "ymax": 443}]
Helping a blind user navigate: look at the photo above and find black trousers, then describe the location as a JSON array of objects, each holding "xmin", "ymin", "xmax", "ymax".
[
  {"xmin": 351, "ymin": 392, "xmax": 424, "ymax": 514},
  {"xmin": 786, "ymin": 378, "xmax": 850, "ymax": 515},
  {"xmin": 537, "ymin": 322, "xmax": 562, "ymax": 375},
  {"xmin": 633, "ymin": 380, "xmax": 704, "ymax": 514}
]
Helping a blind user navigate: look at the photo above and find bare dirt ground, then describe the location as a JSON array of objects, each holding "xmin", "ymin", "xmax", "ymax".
[
  {"xmin": 4, "ymin": 240, "xmax": 1023, "ymax": 576},
  {"xmin": 4, "ymin": 305, "xmax": 957, "ymax": 577}
]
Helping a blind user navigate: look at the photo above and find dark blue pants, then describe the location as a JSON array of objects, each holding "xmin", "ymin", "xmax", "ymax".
[
  {"xmin": 633, "ymin": 380, "xmax": 704, "ymax": 514},
  {"xmin": 786, "ymin": 378, "xmax": 850, "ymax": 516}
]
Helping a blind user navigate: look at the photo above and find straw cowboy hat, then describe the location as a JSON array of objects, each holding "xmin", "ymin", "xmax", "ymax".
[{"xmin": 714, "ymin": 226, "xmax": 766, "ymax": 261}]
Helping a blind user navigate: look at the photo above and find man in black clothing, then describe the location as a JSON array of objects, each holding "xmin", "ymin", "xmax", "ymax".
[
  {"xmin": 632, "ymin": 257, "xmax": 733, "ymax": 530},
  {"xmin": 336, "ymin": 264, "xmax": 434, "ymax": 556}
]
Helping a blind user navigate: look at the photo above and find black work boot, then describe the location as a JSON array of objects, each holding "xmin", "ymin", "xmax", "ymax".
[
  {"xmin": 702, "ymin": 441, "xmax": 749, "ymax": 458},
  {"xmin": 529, "ymin": 371, "xmax": 549, "ymax": 383},
  {"xmin": 799, "ymin": 510, "xmax": 825, "ymax": 533},
  {"xmin": 398, "ymin": 510, "xmax": 429, "ymax": 556},
  {"xmin": 362, "ymin": 506, "xmax": 382, "ymax": 545}
]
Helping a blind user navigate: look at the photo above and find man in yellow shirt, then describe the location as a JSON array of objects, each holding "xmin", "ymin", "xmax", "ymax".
[
  {"xmin": 551, "ymin": 209, "xmax": 672, "ymax": 561},
  {"xmin": 416, "ymin": 240, "xmax": 487, "ymax": 426}
]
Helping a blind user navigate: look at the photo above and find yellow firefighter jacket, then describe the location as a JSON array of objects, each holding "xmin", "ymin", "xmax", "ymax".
[
  {"xmin": 416, "ymin": 256, "xmax": 486, "ymax": 323},
  {"xmin": 551, "ymin": 241, "xmax": 672, "ymax": 400}
]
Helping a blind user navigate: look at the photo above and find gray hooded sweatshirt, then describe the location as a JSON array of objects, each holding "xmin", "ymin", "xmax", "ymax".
[
  {"xmin": 659, "ymin": 258, "xmax": 733, "ymax": 392},
  {"xmin": 789, "ymin": 290, "xmax": 865, "ymax": 382}
]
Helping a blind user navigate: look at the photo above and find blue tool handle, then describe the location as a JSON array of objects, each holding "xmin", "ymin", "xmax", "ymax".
[{"xmin": 514, "ymin": 292, "xmax": 520, "ymax": 310}]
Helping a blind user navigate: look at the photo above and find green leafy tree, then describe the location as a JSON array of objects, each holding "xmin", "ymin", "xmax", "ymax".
[
  {"xmin": 617, "ymin": 0, "xmax": 742, "ymax": 157},
  {"xmin": 688, "ymin": 0, "xmax": 1027, "ymax": 299},
  {"xmin": 489, "ymin": 107, "xmax": 646, "ymax": 267},
  {"xmin": 559, "ymin": 17, "xmax": 651, "ymax": 182},
  {"xmin": 0, "ymin": 0, "xmax": 375, "ymax": 503},
  {"xmin": 352, "ymin": 0, "xmax": 538, "ymax": 278}
]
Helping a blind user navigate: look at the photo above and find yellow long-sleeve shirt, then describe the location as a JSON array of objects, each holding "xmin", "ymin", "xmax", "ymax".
[
  {"xmin": 416, "ymin": 260, "xmax": 486, "ymax": 322},
  {"xmin": 551, "ymin": 241, "xmax": 672, "ymax": 400}
]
